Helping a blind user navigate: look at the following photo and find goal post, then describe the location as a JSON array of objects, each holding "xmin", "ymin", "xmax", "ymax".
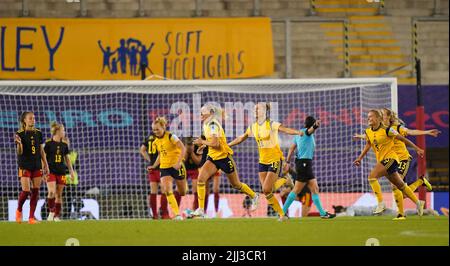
[{"xmin": 0, "ymin": 78, "xmax": 398, "ymax": 220}]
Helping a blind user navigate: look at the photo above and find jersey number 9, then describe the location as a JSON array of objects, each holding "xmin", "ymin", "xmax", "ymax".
[{"xmin": 31, "ymin": 140, "xmax": 36, "ymax": 154}]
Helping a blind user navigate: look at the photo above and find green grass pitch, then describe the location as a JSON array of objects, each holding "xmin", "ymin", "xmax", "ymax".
[{"xmin": 0, "ymin": 216, "xmax": 448, "ymax": 246}]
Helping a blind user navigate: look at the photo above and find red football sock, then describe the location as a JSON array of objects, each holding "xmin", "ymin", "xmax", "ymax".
[
  {"xmin": 281, "ymin": 195, "xmax": 288, "ymax": 216},
  {"xmin": 17, "ymin": 191, "xmax": 30, "ymax": 212},
  {"xmin": 149, "ymin": 194, "xmax": 157, "ymax": 219},
  {"xmin": 55, "ymin": 202, "xmax": 62, "ymax": 217},
  {"xmin": 47, "ymin": 197, "xmax": 56, "ymax": 212},
  {"xmin": 29, "ymin": 188, "xmax": 39, "ymax": 219},
  {"xmin": 160, "ymin": 194, "xmax": 169, "ymax": 216},
  {"xmin": 174, "ymin": 191, "xmax": 181, "ymax": 206},
  {"xmin": 214, "ymin": 192, "xmax": 220, "ymax": 212},
  {"xmin": 193, "ymin": 193, "xmax": 199, "ymax": 210},
  {"xmin": 204, "ymin": 192, "xmax": 209, "ymax": 210}
]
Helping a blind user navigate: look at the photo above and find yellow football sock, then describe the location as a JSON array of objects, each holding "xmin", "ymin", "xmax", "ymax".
[
  {"xmin": 266, "ymin": 193, "xmax": 284, "ymax": 216},
  {"xmin": 369, "ymin": 179, "xmax": 383, "ymax": 203},
  {"xmin": 238, "ymin": 182, "xmax": 256, "ymax": 199},
  {"xmin": 166, "ymin": 192, "xmax": 179, "ymax": 216},
  {"xmin": 393, "ymin": 188, "xmax": 404, "ymax": 216},
  {"xmin": 197, "ymin": 181, "xmax": 206, "ymax": 210},
  {"xmin": 409, "ymin": 179, "xmax": 423, "ymax": 192},
  {"xmin": 273, "ymin": 177, "xmax": 287, "ymax": 191},
  {"xmin": 401, "ymin": 185, "xmax": 419, "ymax": 203}
]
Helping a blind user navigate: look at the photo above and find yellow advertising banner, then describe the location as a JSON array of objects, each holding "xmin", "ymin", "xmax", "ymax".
[{"xmin": 0, "ymin": 17, "xmax": 274, "ymax": 80}]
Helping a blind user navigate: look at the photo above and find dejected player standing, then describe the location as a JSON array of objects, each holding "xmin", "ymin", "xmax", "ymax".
[
  {"xmin": 44, "ymin": 122, "xmax": 75, "ymax": 222},
  {"xmin": 15, "ymin": 112, "xmax": 49, "ymax": 224}
]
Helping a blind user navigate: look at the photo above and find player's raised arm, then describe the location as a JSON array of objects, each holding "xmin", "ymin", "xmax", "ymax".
[
  {"xmin": 278, "ymin": 125, "xmax": 303, "ymax": 136},
  {"xmin": 306, "ymin": 119, "xmax": 320, "ymax": 135}
]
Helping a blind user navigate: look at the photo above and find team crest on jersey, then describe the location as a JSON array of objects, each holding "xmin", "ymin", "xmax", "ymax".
[{"xmin": 389, "ymin": 128, "xmax": 398, "ymax": 135}]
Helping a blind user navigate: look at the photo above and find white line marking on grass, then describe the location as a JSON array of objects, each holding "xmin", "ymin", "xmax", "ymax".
[{"xmin": 400, "ymin": 231, "xmax": 448, "ymax": 238}]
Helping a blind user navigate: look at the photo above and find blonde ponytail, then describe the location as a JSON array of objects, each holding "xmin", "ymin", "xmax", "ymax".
[
  {"xmin": 204, "ymin": 104, "xmax": 223, "ymax": 122},
  {"xmin": 153, "ymin": 116, "xmax": 168, "ymax": 128},
  {"xmin": 381, "ymin": 108, "xmax": 405, "ymax": 126},
  {"xmin": 369, "ymin": 109, "xmax": 383, "ymax": 121},
  {"xmin": 50, "ymin": 121, "xmax": 64, "ymax": 136}
]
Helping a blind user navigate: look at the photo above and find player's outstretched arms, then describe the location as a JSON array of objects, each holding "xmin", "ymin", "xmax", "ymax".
[
  {"xmin": 228, "ymin": 133, "xmax": 249, "ymax": 147},
  {"xmin": 406, "ymin": 128, "xmax": 441, "ymax": 138}
]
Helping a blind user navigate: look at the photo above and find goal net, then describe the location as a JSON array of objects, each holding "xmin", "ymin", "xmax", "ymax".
[{"xmin": 0, "ymin": 78, "xmax": 397, "ymax": 220}]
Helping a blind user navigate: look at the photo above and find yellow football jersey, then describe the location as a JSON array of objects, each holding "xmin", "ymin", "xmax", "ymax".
[
  {"xmin": 246, "ymin": 120, "xmax": 284, "ymax": 164},
  {"xmin": 365, "ymin": 126, "xmax": 399, "ymax": 163},
  {"xmin": 392, "ymin": 124, "xmax": 411, "ymax": 161},
  {"xmin": 153, "ymin": 131, "xmax": 181, "ymax": 168},
  {"xmin": 203, "ymin": 119, "xmax": 233, "ymax": 160}
]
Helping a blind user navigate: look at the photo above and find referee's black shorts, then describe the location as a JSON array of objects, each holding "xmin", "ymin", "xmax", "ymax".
[{"xmin": 295, "ymin": 158, "xmax": 314, "ymax": 183}]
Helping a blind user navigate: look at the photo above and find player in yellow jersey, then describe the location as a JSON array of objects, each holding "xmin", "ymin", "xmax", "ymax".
[
  {"xmin": 191, "ymin": 104, "xmax": 259, "ymax": 218},
  {"xmin": 228, "ymin": 102, "xmax": 302, "ymax": 221},
  {"xmin": 353, "ymin": 109, "xmax": 426, "ymax": 216},
  {"xmin": 382, "ymin": 108, "xmax": 439, "ymax": 219},
  {"xmin": 148, "ymin": 117, "xmax": 187, "ymax": 220},
  {"xmin": 353, "ymin": 108, "xmax": 440, "ymax": 219}
]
